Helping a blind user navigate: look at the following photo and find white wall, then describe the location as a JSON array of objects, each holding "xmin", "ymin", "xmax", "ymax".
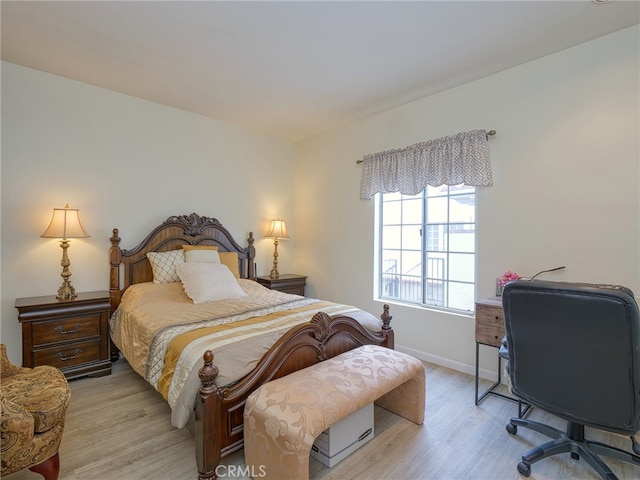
[
  {"xmin": 1, "ymin": 62, "xmax": 297, "ymax": 363},
  {"xmin": 2, "ymin": 27, "xmax": 638, "ymax": 378},
  {"xmin": 295, "ymin": 26, "xmax": 640, "ymax": 376}
]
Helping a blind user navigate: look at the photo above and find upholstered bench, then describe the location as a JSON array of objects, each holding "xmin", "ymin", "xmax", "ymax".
[{"xmin": 243, "ymin": 345, "xmax": 425, "ymax": 480}]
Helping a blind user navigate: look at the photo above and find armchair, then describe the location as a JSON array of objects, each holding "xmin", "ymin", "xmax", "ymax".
[
  {"xmin": 1, "ymin": 344, "xmax": 71, "ymax": 480},
  {"xmin": 501, "ymin": 280, "xmax": 640, "ymax": 479}
]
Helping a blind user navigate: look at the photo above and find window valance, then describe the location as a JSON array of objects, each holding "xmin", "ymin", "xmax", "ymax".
[{"xmin": 359, "ymin": 129, "xmax": 493, "ymax": 199}]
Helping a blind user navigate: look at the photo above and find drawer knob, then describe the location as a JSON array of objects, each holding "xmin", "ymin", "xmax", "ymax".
[
  {"xmin": 55, "ymin": 349, "xmax": 81, "ymax": 362},
  {"xmin": 55, "ymin": 324, "xmax": 82, "ymax": 335}
]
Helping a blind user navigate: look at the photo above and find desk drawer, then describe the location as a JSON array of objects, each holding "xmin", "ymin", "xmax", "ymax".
[
  {"xmin": 475, "ymin": 300, "xmax": 505, "ymax": 347},
  {"xmin": 32, "ymin": 315, "xmax": 101, "ymax": 346},
  {"xmin": 33, "ymin": 339, "xmax": 101, "ymax": 370},
  {"xmin": 475, "ymin": 323, "xmax": 504, "ymax": 347},
  {"xmin": 475, "ymin": 304, "xmax": 504, "ymax": 329}
]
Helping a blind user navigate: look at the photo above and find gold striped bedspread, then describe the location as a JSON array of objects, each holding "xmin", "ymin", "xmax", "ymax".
[{"xmin": 109, "ymin": 279, "xmax": 382, "ymax": 427}]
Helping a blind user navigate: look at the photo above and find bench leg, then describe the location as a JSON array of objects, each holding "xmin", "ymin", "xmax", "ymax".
[
  {"xmin": 244, "ymin": 413, "xmax": 312, "ymax": 480},
  {"xmin": 375, "ymin": 367, "xmax": 426, "ymax": 425}
]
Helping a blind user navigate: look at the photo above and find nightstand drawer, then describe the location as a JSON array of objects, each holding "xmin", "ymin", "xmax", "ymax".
[
  {"xmin": 16, "ymin": 290, "xmax": 111, "ymax": 379},
  {"xmin": 33, "ymin": 339, "xmax": 101, "ymax": 370},
  {"xmin": 257, "ymin": 274, "xmax": 307, "ymax": 296},
  {"xmin": 276, "ymin": 285, "xmax": 305, "ymax": 295},
  {"xmin": 32, "ymin": 314, "xmax": 101, "ymax": 346}
]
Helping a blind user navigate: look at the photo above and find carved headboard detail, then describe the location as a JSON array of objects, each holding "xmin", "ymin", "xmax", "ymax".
[{"xmin": 109, "ymin": 213, "xmax": 255, "ymax": 312}]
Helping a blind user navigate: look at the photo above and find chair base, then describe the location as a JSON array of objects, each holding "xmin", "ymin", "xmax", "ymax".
[
  {"xmin": 507, "ymin": 418, "xmax": 640, "ymax": 480},
  {"xmin": 28, "ymin": 452, "xmax": 60, "ymax": 480}
]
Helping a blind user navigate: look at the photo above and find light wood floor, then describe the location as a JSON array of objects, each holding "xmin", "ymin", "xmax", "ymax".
[{"xmin": 5, "ymin": 359, "xmax": 639, "ymax": 480}]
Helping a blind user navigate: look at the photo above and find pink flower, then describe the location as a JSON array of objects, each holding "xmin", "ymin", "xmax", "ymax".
[{"xmin": 498, "ymin": 271, "xmax": 520, "ymax": 286}]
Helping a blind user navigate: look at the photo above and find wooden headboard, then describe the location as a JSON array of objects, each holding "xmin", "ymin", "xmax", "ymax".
[{"xmin": 109, "ymin": 213, "xmax": 255, "ymax": 313}]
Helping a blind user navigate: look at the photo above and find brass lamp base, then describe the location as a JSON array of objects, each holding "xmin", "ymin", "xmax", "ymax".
[
  {"xmin": 57, "ymin": 281, "xmax": 77, "ymax": 301},
  {"xmin": 269, "ymin": 237, "xmax": 280, "ymax": 279},
  {"xmin": 56, "ymin": 239, "xmax": 77, "ymax": 301}
]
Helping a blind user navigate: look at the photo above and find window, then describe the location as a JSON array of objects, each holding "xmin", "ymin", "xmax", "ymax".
[{"xmin": 378, "ymin": 184, "xmax": 476, "ymax": 312}]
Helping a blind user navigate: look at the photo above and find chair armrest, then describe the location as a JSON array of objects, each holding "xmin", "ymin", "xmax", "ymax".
[
  {"xmin": 0, "ymin": 344, "xmax": 28, "ymax": 378},
  {"xmin": 0, "ymin": 392, "xmax": 36, "ymax": 455}
]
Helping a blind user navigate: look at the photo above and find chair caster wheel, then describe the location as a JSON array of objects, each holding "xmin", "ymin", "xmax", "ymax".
[
  {"xmin": 506, "ymin": 423, "xmax": 518, "ymax": 435},
  {"xmin": 517, "ymin": 462, "xmax": 531, "ymax": 477}
]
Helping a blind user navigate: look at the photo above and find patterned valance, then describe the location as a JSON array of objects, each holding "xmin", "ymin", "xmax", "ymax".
[{"xmin": 359, "ymin": 129, "xmax": 493, "ymax": 199}]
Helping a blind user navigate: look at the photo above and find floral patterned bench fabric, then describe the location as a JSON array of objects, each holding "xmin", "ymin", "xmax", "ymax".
[
  {"xmin": 244, "ymin": 345, "xmax": 425, "ymax": 480},
  {"xmin": 1, "ymin": 344, "xmax": 71, "ymax": 477}
]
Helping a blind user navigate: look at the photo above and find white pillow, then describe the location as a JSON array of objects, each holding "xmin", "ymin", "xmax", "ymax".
[
  {"xmin": 147, "ymin": 250, "xmax": 184, "ymax": 283},
  {"xmin": 176, "ymin": 263, "xmax": 247, "ymax": 304},
  {"xmin": 185, "ymin": 249, "xmax": 221, "ymax": 264}
]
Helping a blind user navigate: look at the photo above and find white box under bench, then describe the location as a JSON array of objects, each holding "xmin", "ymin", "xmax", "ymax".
[{"xmin": 310, "ymin": 402, "xmax": 374, "ymax": 467}]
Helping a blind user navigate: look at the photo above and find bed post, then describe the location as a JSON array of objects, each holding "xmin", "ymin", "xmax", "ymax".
[
  {"xmin": 109, "ymin": 229, "xmax": 122, "ymax": 362},
  {"xmin": 196, "ymin": 351, "xmax": 222, "ymax": 480},
  {"xmin": 109, "ymin": 228, "xmax": 122, "ymax": 311},
  {"xmin": 381, "ymin": 303, "xmax": 394, "ymax": 349},
  {"xmin": 246, "ymin": 232, "xmax": 255, "ymax": 279}
]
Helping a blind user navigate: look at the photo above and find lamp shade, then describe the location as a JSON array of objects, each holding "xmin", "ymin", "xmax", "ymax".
[
  {"xmin": 265, "ymin": 219, "xmax": 289, "ymax": 239},
  {"xmin": 41, "ymin": 204, "xmax": 90, "ymax": 239}
]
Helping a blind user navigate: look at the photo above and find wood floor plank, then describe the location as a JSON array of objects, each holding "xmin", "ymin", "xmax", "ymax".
[{"xmin": 4, "ymin": 359, "xmax": 638, "ymax": 480}]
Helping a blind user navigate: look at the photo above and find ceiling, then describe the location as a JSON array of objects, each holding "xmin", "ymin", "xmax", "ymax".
[{"xmin": 2, "ymin": 1, "xmax": 638, "ymax": 142}]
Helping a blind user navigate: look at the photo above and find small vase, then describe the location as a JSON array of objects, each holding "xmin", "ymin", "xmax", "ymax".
[{"xmin": 496, "ymin": 278, "xmax": 505, "ymax": 296}]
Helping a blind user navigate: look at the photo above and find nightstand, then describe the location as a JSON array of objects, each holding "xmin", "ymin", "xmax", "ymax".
[
  {"xmin": 256, "ymin": 274, "xmax": 307, "ymax": 296},
  {"xmin": 16, "ymin": 290, "xmax": 112, "ymax": 379}
]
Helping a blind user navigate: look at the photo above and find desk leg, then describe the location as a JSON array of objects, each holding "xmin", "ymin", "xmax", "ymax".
[
  {"xmin": 475, "ymin": 342, "xmax": 479, "ymax": 405},
  {"xmin": 475, "ymin": 342, "xmax": 506, "ymax": 405},
  {"xmin": 476, "ymin": 342, "xmax": 500, "ymax": 405},
  {"xmin": 475, "ymin": 343, "xmax": 532, "ymax": 417}
]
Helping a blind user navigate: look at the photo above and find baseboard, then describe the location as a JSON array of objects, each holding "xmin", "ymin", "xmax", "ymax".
[{"xmin": 395, "ymin": 344, "xmax": 499, "ymax": 382}]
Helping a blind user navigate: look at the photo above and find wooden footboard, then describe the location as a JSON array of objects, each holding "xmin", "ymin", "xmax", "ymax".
[{"xmin": 195, "ymin": 305, "xmax": 394, "ymax": 480}]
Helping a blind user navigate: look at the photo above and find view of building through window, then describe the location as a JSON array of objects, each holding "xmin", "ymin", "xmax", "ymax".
[{"xmin": 378, "ymin": 185, "xmax": 476, "ymax": 312}]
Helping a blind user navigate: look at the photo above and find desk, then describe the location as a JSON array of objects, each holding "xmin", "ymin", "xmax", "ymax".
[{"xmin": 475, "ymin": 297, "xmax": 529, "ymax": 417}]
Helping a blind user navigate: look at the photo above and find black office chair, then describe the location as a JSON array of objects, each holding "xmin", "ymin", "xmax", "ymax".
[{"xmin": 501, "ymin": 280, "xmax": 640, "ymax": 479}]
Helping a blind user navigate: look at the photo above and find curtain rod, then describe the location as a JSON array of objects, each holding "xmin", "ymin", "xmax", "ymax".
[{"xmin": 355, "ymin": 129, "xmax": 496, "ymax": 165}]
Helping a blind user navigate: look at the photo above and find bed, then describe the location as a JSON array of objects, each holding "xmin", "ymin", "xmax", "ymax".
[{"xmin": 108, "ymin": 213, "xmax": 394, "ymax": 480}]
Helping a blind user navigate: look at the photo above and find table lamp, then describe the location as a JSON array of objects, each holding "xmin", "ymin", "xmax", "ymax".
[
  {"xmin": 41, "ymin": 204, "xmax": 90, "ymax": 300},
  {"xmin": 265, "ymin": 219, "xmax": 288, "ymax": 279}
]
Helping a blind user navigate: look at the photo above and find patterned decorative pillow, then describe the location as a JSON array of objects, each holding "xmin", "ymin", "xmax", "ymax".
[{"xmin": 146, "ymin": 250, "xmax": 184, "ymax": 283}]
